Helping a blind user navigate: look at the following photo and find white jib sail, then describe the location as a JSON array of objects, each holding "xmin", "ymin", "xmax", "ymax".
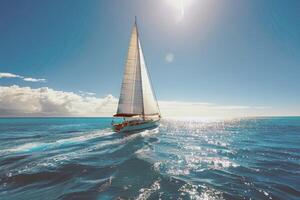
[
  {"xmin": 116, "ymin": 22, "xmax": 159, "ymax": 117},
  {"xmin": 138, "ymin": 39, "xmax": 159, "ymax": 115}
]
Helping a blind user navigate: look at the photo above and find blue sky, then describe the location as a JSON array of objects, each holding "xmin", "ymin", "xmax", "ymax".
[{"xmin": 0, "ymin": 0, "xmax": 299, "ymax": 116}]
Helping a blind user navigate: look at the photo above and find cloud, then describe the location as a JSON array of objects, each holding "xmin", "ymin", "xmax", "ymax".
[
  {"xmin": 0, "ymin": 85, "xmax": 117, "ymax": 117},
  {"xmin": 79, "ymin": 90, "xmax": 96, "ymax": 96},
  {"xmin": 158, "ymin": 101, "xmax": 299, "ymax": 118},
  {"xmin": 0, "ymin": 72, "xmax": 46, "ymax": 83},
  {"xmin": 158, "ymin": 101, "xmax": 254, "ymax": 118},
  {"xmin": 0, "ymin": 85, "xmax": 292, "ymax": 117},
  {"xmin": 165, "ymin": 53, "xmax": 174, "ymax": 63},
  {"xmin": 0, "ymin": 72, "xmax": 22, "ymax": 78},
  {"xmin": 22, "ymin": 77, "xmax": 46, "ymax": 82}
]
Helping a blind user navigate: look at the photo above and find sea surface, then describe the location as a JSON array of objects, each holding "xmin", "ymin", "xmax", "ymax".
[{"xmin": 0, "ymin": 117, "xmax": 299, "ymax": 200}]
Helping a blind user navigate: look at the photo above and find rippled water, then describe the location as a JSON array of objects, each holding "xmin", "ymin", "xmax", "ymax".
[{"xmin": 0, "ymin": 117, "xmax": 300, "ymax": 200}]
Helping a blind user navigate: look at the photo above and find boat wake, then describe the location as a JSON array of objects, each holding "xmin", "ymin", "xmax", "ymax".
[{"xmin": 0, "ymin": 129, "xmax": 115, "ymax": 154}]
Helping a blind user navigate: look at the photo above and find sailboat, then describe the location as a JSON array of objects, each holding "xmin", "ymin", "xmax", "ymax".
[{"xmin": 112, "ymin": 18, "xmax": 161, "ymax": 133}]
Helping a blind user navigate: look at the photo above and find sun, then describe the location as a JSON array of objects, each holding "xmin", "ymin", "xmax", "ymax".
[
  {"xmin": 167, "ymin": 0, "xmax": 184, "ymax": 18},
  {"xmin": 166, "ymin": 0, "xmax": 194, "ymax": 22},
  {"xmin": 178, "ymin": 0, "xmax": 185, "ymax": 19}
]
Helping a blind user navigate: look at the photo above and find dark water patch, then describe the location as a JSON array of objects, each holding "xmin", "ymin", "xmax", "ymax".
[
  {"xmin": 273, "ymin": 183, "xmax": 300, "ymax": 198},
  {"xmin": 1, "ymin": 164, "xmax": 99, "ymax": 188},
  {"xmin": 0, "ymin": 155, "xmax": 30, "ymax": 166},
  {"xmin": 1, "ymin": 170, "xmax": 71, "ymax": 188},
  {"xmin": 59, "ymin": 130, "xmax": 83, "ymax": 134},
  {"xmin": 0, "ymin": 135, "xmax": 42, "ymax": 140}
]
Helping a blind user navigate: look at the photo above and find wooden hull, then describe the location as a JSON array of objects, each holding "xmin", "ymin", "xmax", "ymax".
[{"xmin": 113, "ymin": 120, "xmax": 159, "ymax": 133}]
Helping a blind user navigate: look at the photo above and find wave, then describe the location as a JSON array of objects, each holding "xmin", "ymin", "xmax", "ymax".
[{"xmin": 1, "ymin": 117, "xmax": 300, "ymax": 200}]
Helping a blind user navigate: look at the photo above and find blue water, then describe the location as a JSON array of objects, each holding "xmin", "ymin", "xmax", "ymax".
[{"xmin": 0, "ymin": 117, "xmax": 299, "ymax": 200}]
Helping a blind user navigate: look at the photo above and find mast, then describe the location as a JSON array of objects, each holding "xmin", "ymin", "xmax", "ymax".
[{"xmin": 135, "ymin": 17, "xmax": 145, "ymax": 119}]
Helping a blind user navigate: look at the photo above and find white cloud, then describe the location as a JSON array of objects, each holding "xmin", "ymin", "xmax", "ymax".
[
  {"xmin": 0, "ymin": 85, "xmax": 294, "ymax": 117},
  {"xmin": 0, "ymin": 72, "xmax": 22, "ymax": 78},
  {"xmin": 165, "ymin": 53, "xmax": 174, "ymax": 63},
  {"xmin": 23, "ymin": 78, "xmax": 46, "ymax": 82},
  {"xmin": 158, "ymin": 101, "xmax": 254, "ymax": 118},
  {"xmin": 0, "ymin": 85, "xmax": 117, "ymax": 117},
  {"xmin": 0, "ymin": 72, "xmax": 46, "ymax": 83},
  {"xmin": 79, "ymin": 90, "xmax": 96, "ymax": 96}
]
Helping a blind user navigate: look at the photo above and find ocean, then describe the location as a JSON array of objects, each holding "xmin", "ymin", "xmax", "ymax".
[{"xmin": 0, "ymin": 117, "xmax": 299, "ymax": 200}]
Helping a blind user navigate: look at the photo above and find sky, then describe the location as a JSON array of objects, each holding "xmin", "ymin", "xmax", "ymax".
[{"xmin": 0, "ymin": 0, "xmax": 300, "ymax": 117}]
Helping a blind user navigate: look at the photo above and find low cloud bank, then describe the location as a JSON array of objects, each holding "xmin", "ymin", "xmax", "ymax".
[
  {"xmin": 0, "ymin": 85, "xmax": 291, "ymax": 117},
  {"xmin": 158, "ymin": 101, "xmax": 272, "ymax": 118},
  {"xmin": 0, "ymin": 85, "xmax": 117, "ymax": 117}
]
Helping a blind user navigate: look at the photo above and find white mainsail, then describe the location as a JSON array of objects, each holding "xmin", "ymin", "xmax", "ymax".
[{"xmin": 115, "ymin": 21, "xmax": 160, "ymax": 117}]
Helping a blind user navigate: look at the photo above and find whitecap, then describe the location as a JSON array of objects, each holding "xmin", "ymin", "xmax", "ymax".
[
  {"xmin": 179, "ymin": 184, "xmax": 225, "ymax": 200},
  {"xmin": 136, "ymin": 180, "xmax": 160, "ymax": 200}
]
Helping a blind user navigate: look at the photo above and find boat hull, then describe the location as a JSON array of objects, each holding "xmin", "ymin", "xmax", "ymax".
[{"xmin": 113, "ymin": 120, "xmax": 159, "ymax": 133}]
